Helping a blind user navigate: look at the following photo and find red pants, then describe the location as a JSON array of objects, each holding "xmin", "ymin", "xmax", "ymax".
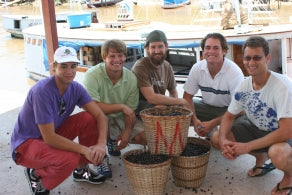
[{"xmin": 15, "ymin": 111, "xmax": 99, "ymax": 190}]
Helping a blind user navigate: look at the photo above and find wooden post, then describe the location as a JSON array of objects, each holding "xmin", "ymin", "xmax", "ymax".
[{"xmin": 41, "ymin": 0, "xmax": 58, "ymax": 76}]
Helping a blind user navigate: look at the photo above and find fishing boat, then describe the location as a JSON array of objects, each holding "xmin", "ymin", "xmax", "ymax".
[
  {"xmin": 161, "ymin": 0, "xmax": 191, "ymax": 9},
  {"xmin": 22, "ymin": 0, "xmax": 292, "ymax": 83},
  {"xmin": 86, "ymin": 0, "xmax": 123, "ymax": 8},
  {"xmin": 2, "ymin": 13, "xmax": 68, "ymax": 38},
  {"xmin": 2, "ymin": 15, "xmax": 43, "ymax": 38}
]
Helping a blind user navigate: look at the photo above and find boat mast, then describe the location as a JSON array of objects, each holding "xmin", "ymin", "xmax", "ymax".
[{"xmin": 41, "ymin": 0, "xmax": 59, "ymax": 76}]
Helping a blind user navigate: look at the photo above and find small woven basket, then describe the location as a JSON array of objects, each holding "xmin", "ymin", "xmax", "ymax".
[
  {"xmin": 171, "ymin": 137, "xmax": 211, "ymax": 188},
  {"xmin": 140, "ymin": 106, "xmax": 193, "ymax": 156},
  {"xmin": 122, "ymin": 149, "xmax": 171, "ymax": 195}
]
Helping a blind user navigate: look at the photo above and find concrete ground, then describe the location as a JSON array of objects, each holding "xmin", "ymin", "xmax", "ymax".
[{"xmin": 0, "ymin": 83, "xmax": 284, "ymax": 195}]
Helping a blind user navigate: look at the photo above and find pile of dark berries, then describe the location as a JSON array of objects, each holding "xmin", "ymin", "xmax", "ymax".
[
  {"xmin": 181, "ymin": 142, "xmax": 209, "ymax": 157},
  {"xmin": 153, "ymin": 111, "xmax": 183, "ymax": 116},
  {"xmin": 125, "ymin": 151, "xmax": 170, "ymax": 165}
]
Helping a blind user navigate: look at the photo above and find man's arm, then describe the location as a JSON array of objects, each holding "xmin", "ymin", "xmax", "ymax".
[
  {"xmin": 168, "ymin": 88, "xmax": 178, "ymax": 98},
  {"xmin": 140, "ymin": 86, "xmax": 188, "ymax": 106},
  {"xmin": 183, "ymin": 91, "xmax": 198, "ymax": 121},
  {"xmin": 218, "ymin": 111, "xmax": 237, "ymax": 159},
  {"xmin": 116, "ymin": 114, "xmax": 134, "ymax": 150},
  {"xmin": 83, "ymin": 101, "xmax": 108, "ymax": 147},
  {"xmin": 96, "ymin": 101, "xmax": 129, "ymax": 115}
]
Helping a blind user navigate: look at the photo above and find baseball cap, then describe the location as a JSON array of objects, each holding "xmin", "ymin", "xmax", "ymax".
[
  {"xmin": 145, "ymin": 30, "xmax": 167, "ymax": 47},
  {"xmin": 54, "ymin": 46, "xmax": 79, "ymax": 63}
]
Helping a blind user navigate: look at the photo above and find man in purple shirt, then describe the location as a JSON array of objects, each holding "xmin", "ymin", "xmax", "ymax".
[{"xmin": 11, "ymin": 46, "xmax": 108, "ymax": 195}]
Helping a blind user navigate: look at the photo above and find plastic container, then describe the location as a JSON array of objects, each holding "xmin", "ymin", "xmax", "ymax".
[{"xmin": 67, "ymin": 12, "xmax": 91, "ymax": 29}]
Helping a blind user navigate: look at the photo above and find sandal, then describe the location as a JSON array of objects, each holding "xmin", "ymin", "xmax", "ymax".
[
  {"xmin": 249, "ymin": 162, "xmax": 275, "ymax": 177},
  {"xmin": 276, "ymin": 183, "xmax": 292, "ymax": 195}
]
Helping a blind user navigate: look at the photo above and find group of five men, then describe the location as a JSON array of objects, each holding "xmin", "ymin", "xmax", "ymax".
[{"xmin": 10, "ymin": 30, "xmax": 292, "ymax": 195}]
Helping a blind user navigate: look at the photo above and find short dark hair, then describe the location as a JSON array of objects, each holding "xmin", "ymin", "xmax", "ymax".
[
  {"xmin": 200, "ymin": 33, "xmax": 228, "ymax": 52},
  {"xmin": 242, "ymin": 36, "xmax": 269, "ymax": 56},
  {"xmin": 101, "ymin": 39, "xmax": 127, "ymax": 60}
]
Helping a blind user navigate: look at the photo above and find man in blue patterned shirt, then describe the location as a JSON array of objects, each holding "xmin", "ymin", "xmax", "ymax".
[{"xmin": 212, "ymin": 36, "xmax": 292, "ymax": 195}]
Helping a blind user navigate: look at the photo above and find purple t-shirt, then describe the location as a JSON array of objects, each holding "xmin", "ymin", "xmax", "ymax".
[{"xmin": 11, "ymin": 76, "xmax": 92, "ymax": 160}]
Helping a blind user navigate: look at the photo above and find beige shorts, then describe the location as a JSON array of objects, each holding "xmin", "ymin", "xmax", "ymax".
[{"xmin": 108, "ymin": 115, "xmax": 144, "ymax": 141}]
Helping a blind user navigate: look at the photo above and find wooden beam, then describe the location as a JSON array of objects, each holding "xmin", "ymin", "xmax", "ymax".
[{"xmin": 41, "ymin": 0, "xmax": 58, "ymax": 76}]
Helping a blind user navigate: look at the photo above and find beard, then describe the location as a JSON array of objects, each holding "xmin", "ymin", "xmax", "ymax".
[{"xmin": 148, "ymin": 52, "xmax": 166, "ymax": 65}]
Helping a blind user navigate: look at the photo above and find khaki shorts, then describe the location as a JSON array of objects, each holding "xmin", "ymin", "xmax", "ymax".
[{"xmin": 108, "ymin": 115, "xmax": 144, "ymax": 141}]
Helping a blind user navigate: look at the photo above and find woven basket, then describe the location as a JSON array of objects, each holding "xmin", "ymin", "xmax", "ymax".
[
  {"xmin": 140, "ymin": 106, "xmax": 193, "ymax": 156},
  {"xmin": 122, "ymin": 149, "xmax": 171, "ymax": 195},
  {"xmin": 171, "ymin": 137, "xmax": 211, "ymax": 188}
]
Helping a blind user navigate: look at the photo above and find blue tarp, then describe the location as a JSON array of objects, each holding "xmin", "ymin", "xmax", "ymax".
[
  {"xmin": 164, "ymin": 0, "xmax": 186, "ymax": 5},
  {"xmin": 42, "ymin": 40, "xmax": 201, "ymax": 71},
  {"xmin": 43, "ymin": 40, "xmax": 150, "ymax": 71},
  {"xmin": 42, "ymin": 39, "xmax": 245, "ymax": 71}
]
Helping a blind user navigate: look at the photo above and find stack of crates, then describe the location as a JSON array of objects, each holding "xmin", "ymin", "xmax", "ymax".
[{"xmin": 78, "ymin": 46, "xmax": 102, "ymax": 66}]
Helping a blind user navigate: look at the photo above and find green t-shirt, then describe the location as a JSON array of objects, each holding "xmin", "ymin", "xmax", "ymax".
[{"xmin": 83, "ymin": 62, "xmax": 139, "ymax": 118}]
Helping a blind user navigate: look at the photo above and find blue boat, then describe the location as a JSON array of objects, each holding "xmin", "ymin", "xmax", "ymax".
[{"xmin": 162, "ymin": 0, "xmax": 191, "ymax": 9}]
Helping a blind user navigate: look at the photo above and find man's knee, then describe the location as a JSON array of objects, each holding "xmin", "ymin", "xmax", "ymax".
[
  {"xmin": 269, "ymin": 143, "xmax": 291, "ymax": 166},
  {"xmin": 132, "ymin": 132, "xmax": 147, "ymax": 145},
  {"xmin": 210, "ymin": 130, "xmax": 220, "ymax": 149}
]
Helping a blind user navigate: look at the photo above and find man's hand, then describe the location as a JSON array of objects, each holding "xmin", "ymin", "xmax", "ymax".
[
  {"xmin": 230, "ymin": 142, "xmax": 250, "ymax": 156},
  {"xmin": 193, "ymin": 117, "xmax": 203, "ymax": 135},
  {"xmin": 85, "ymin": 145, "xmax": 106, "ymax": 166},
  {"xmin": 180, "ymin": 98, "xmax": 191, "ymax": 108},
  {"xmin": 219, "ymin": 138, "xmax": 237, "ymax": 160},
  {"xmin": 197, "ymin": 121, "xmax": 217, "ymax": 137},
  {"xmin": 116, "ymin": 130, "xmax": 131, "ymax": 151}
]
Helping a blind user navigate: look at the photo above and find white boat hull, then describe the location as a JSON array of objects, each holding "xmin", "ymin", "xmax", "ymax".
[{"xmin": 22, "ymin": 21, "xmax": 292, "ymax": 82}]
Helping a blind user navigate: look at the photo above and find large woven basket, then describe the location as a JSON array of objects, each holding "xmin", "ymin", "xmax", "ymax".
[
  {"xmin": 140, "ymin": 106, "xmax": 193, "ymax": 156},
  {"xmin": 171, "ymin": 137, "xmax": 211, "ymax": 188},
  {"xmin": 122, "ymin": 149, "xmax": 171, "ymax": 195}
]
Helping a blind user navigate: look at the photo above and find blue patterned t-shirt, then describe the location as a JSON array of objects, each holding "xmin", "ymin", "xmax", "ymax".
[{"xmin": 228, "ymin": 71, "xmax": 292, "ymax": 131}]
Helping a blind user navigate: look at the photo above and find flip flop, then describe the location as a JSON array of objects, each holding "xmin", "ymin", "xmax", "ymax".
[
  {"xmin": 250, "ymin": 162, "xmax": 276, "ymax": 177},
  {"xmin": 276, "ymin": 183, "xmax": 292, "ymax": 195}
]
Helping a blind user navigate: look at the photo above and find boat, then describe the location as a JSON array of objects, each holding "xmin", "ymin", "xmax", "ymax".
[
  {"xmin": 1, "ymin": 0, "xmax": 28, "ymax": 7},
  {"xmin": 161, "ymin": 0, "xmax": 191, "ymax": 9},
  {"xmin": 1, "ymin": 13, "xmax": 68, "ymax": 38},
  {"xmin": 22, "ymin": 0, "xmax": 292, "ymax": 83},
  {"xmin": 86, "ymin": 0, "xmax": 123, "ymax": 8}
]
